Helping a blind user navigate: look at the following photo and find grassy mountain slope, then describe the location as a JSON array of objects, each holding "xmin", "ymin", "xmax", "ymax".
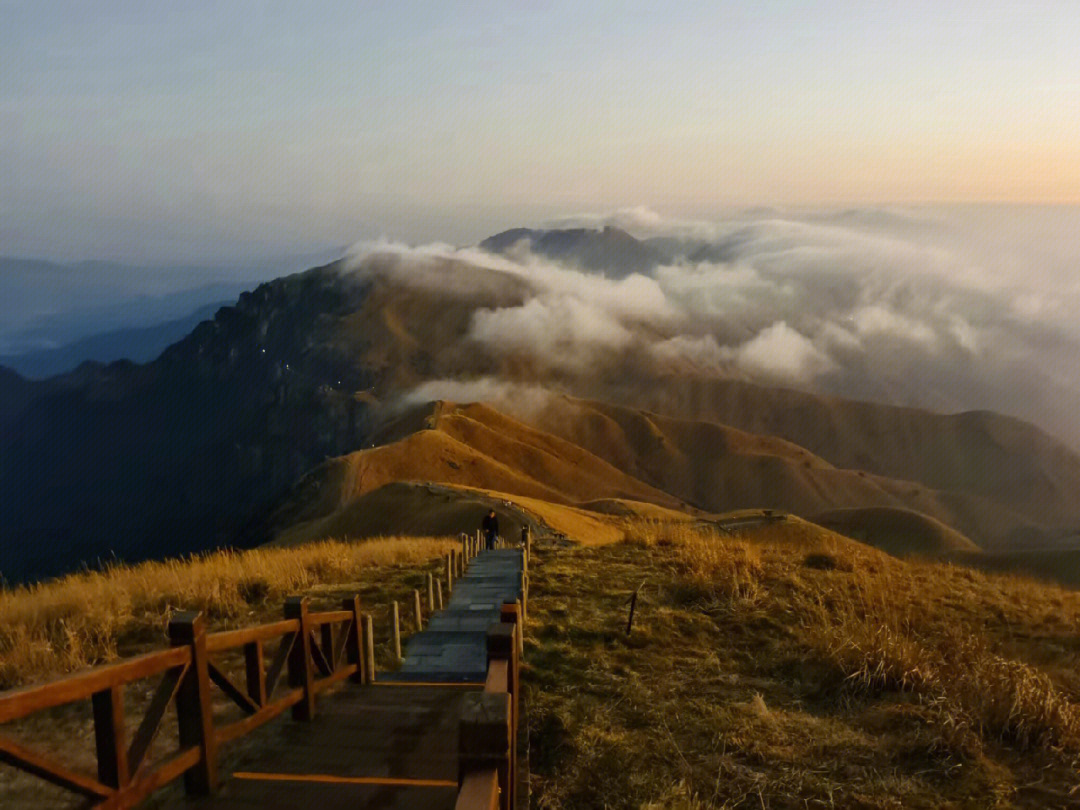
[
  {"xmin": 603, "ymin": 376, "xmax": 1080, "ymax": 540},
  {"xmin": 258, "ymin": 397, "xmax": 1037, "ymax": 558}
]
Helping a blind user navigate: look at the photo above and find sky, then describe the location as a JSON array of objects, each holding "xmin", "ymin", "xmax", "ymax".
[{"xmin": 2, "ymin": 1, "xmax": 1080, "ymax": 262}]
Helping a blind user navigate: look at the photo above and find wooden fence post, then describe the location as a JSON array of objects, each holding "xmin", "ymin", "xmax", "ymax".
[
  {"xmin": 446, "ymin": 553, "xmax": 454, "ymax": 594},
  {"xmin": 342, "ymin": 595, "xmax": 364, "ymax": 684},
  {"xmin": 168, "ymin": 611, "xmax": 218, "ymax": 795},
  {"xmin": 413, "ymin": 589, "xmax": 423, "ymax": 632},
  {"xmin": 391, "ymin": 601, "xmax": 403, "ymax": 663},
  {"xmin": 427, "ymin": 573, "xmax": 435, "ymax": 614},
  {"xmin": 244, "ymin": 639, "xmax": 267, "ymax": 705},
  {"xmin": 459, "ymin": 692, "xmax": 512, "ymax": 810},
  {"xmin": 362, "ymin": 614, "xmax": 376, "ymax": 684},
  {"xmin": 284, "ymin": 596, "xmax": 315, "ymax": 721},
  {"xmin": 486, "ymin": 621, "xmax": 518, "ymax": 810},
  {"xmin": 519, "ymin": 572, "xmax": 528, "ymax": 623},
  {"xmin": 91, "ymin": 684, "xmax": 128, "ymax": 789},
  {"xmin": 502, "ymin": 600, "xmax": 525, "ymax": 659},
  {"xmin": 436, "ymin": 578, "xmax": 444, "ymax": 611}
]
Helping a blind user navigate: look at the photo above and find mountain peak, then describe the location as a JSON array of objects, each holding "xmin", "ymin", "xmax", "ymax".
[{"xmin": 480, "ymin": 225, "xmax": 664, "ymax": 277}]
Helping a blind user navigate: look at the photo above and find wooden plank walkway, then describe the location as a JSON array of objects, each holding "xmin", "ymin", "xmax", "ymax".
[
  {"xmin": 166, "ymin": 547, "xmax": 525, "ymax": 810},
  {"xmin": 390, "ymin": 550, "xmax": 525, "ymax": 682}
]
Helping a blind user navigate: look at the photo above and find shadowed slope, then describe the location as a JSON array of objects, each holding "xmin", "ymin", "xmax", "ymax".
[
  {"xmin": 813, "ymin": 506, "xmax": 980, "ymax": 557},
  {"xmin": 507, "ymin": 395, "xmax": 1043, "ymax": 547},
  {"xmin": 600, "ymin": 376, "xmax": 1080, "ymax": 538}
]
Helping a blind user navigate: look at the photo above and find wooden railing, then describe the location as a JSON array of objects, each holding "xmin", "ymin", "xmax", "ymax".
[
  {"xmin": 455, "ymin": 601, "xmax": 522, "ymax": 810},
  {"xmin": 0, "ymin": 595, "xmax": 371, "ymax": 809},
  {"xmin": 1, "ymin": 537, "xmax": 529, "ymax": 810}
]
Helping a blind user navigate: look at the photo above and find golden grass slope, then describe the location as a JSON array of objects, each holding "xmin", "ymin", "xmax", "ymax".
[
  {"xmin": 450, "ymin": 396, "xmax": 1044, "ymax": 548},
  {"xmin": 261, "ymin": 396, "xmax": 1053, "ymax": 552},
  {"xmin": 260, "ymin": 399, "xmax": 686, "ymax": 539},
  {"xmin": 271, "ymin": 480, "xmax": 628, "ymax": 548},
  {"xmin": 603, "ymin": 375, "xmax": 1080, "ymax": 535}
]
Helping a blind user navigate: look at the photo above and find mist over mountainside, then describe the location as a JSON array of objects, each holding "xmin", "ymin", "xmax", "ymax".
[
  {"xmin": 4, "ymin": 207, "xmax": 1080, "ymax": 584},
  {"xmin": 463, "ymin": 206, "xmax": 1080, "ymax": 452}
]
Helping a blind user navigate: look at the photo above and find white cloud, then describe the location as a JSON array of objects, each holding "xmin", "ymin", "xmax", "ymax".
[
  {"xmin": 545, "ymin": 205, "xmax": 719, "ymax": 240},
  {"xmin": 343, "ymin": 205, "xmax": 1080, "ymax": 449},
  {"xmin": 851, "ymin": 305, "xmax": 938, "ymax": 347},
  {"xmin": 402, "ymin": 377, "xmax": 556, "ymax": 416},
  {"xmin": 470, "ymin": 296, "xmax": 634, "ymax": 371},
  {"xmin": 724, "ymin": 322, "xmax": 836, "ymax": 382},
  {"xmin": 651, "ymin": 334, "xmax": 727, "ymax": 369}
]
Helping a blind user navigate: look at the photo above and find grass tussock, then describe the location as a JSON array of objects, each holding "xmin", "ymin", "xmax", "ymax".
[
  {"xmin": 805, "ymin": 570, "xmax": 1080, "ymax": 753},
  {"xmin": 623, "ymin": 519, "xmax": 764, "ymax": 605},
  {"xmin": 651, "ymin": 516, "xmax": 1080, "ymax": 754},
  {"xmin": 0, "ymin": 536, "xmax": 455, "ymax": 689},
  {"xmin": 529, "ymin": 519, "xmax": 1080, "ymax": 808}
]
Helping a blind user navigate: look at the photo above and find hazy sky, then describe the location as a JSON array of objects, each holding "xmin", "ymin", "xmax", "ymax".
[{"xmin": 3, "ymin": 1, "xmax": 1079, "ymax": 262}]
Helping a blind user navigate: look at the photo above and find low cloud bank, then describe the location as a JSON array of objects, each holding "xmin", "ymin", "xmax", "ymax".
[
  {"xmin": 348, "ymin": 206, "xmax": 1080, "ymax": 449},
  {"xmin": 401, "ymin": 377, "xmax": 559, "ymax": 422}
]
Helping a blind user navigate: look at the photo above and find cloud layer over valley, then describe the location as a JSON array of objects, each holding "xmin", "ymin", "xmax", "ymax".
[{"xmin": 345, "ymin": 206, "xmax": 1080, "ymax": 450}]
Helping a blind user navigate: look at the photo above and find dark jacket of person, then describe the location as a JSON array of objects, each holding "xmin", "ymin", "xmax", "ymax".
[{"xmin": 482, "ymin": 513, "xmax": 499, "ymax": 537}]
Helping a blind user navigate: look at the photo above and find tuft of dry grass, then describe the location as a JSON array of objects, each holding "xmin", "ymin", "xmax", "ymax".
[
  {"xmin": 626, "ymin": 520, "xmax": 765, "ymax": 607},
  {"xmin": 806, "ymin": 586, "xmax": 1080, "ymax": 753},
  {"xmin": 529, "ymin": 518, "xmax": 1080, "ymax": 808},
  {"xmin": 0, "ymin": 536, "xmax": 455, "ymax": 689}
]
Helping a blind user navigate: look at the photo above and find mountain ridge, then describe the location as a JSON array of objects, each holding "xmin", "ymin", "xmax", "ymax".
[
  {"xmin": 4, "ymin": 239, "xmax": 1080, "ymax": 582},
  {"xmin": 479, "ymin": 225, "xmax": 665, "ymax": 276}
]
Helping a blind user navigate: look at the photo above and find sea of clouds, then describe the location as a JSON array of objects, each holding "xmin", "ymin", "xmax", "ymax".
[{"xmin": 346, "ymin": 205, "xmax": 1080, "ymax": 450}]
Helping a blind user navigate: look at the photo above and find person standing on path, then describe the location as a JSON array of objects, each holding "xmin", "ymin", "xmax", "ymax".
[{"xmin": 482, "ymin": 509, "xmax": 499, "ymax": 551}]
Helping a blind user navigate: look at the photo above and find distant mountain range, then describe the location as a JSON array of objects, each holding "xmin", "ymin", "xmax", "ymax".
[
  {"xmin": 480, "ymin": 226, "xmax": 667, "ymax": 276},
  {"xmin": 3, "ymin": 228, "xmax": 1080, "ymax": 584},
  {"xmin": 0, "ymin": 249, "xmax": 342, "ymax": 373},
  {"xmin": 0, "ymin": 302, "xmax": 226, "ymax": 378}
]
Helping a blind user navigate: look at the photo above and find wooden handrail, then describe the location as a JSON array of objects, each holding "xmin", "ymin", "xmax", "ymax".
[
  {"xmin": 205, "ymin": 619, "xmax": 300, "ymax": 652},
  {"xmin": 454, "ymin": 768, "xmax": 500, "ymax": 810},
  {"xmin": 484, "ymin": 660, "xmax": 509, "ymax": 694},
  {"xmin": 0, "ymin": 591, "xmax": 375, "ymax": 809},
  {"xmin": 307, "ymin": 609, "xmax": 353, "ymax": 626},
  {"xmin": 0, "ymin": 647, "xmax": 190, "ymax": 724},
  {"xmin": 457, "ymin": 607, "xmax": 520, "ymax": 810},
  {"xmin": 2, "ymin": 546, "xmax": 500, "ymax": 809}
]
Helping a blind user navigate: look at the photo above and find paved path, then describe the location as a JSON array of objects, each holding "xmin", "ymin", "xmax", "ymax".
[
  {"xmin": 390, "ymin": 549, "xmax": 525, "ymax": 682},
  {"xmin": 169, "ymin": 548, "xmax": 525, "ymax": 810}
]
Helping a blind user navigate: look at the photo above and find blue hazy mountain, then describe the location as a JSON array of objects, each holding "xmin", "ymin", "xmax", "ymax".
[
  {"xmin": 0, "ymin": 249, "xmax": 342, "ymax": 371},
  {"xmin": 1, "ymin": 302, "xmax": 226, "ymax": 378}
]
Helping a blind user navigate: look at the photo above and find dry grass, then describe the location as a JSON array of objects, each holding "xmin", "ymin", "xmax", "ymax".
[
  {"xmin": 645, "ymin": 517, "xmax": 1080, "ymax": 755},
  {"xmin": 528, "ymin": 518, "xmax": 1080, "ymax": 808},
  {"xmin": 803, "ymin": 562, "xmax": 1080, "ymax": 755},
  {"xmin": 0, "ymin": 536, "xmax": 455, "ymax": 689}
]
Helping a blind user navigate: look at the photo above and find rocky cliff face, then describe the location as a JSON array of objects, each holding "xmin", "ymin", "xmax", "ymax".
[{"xmin": 0, "ymin": 264, "xmax": 377, "ymax": 582}]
